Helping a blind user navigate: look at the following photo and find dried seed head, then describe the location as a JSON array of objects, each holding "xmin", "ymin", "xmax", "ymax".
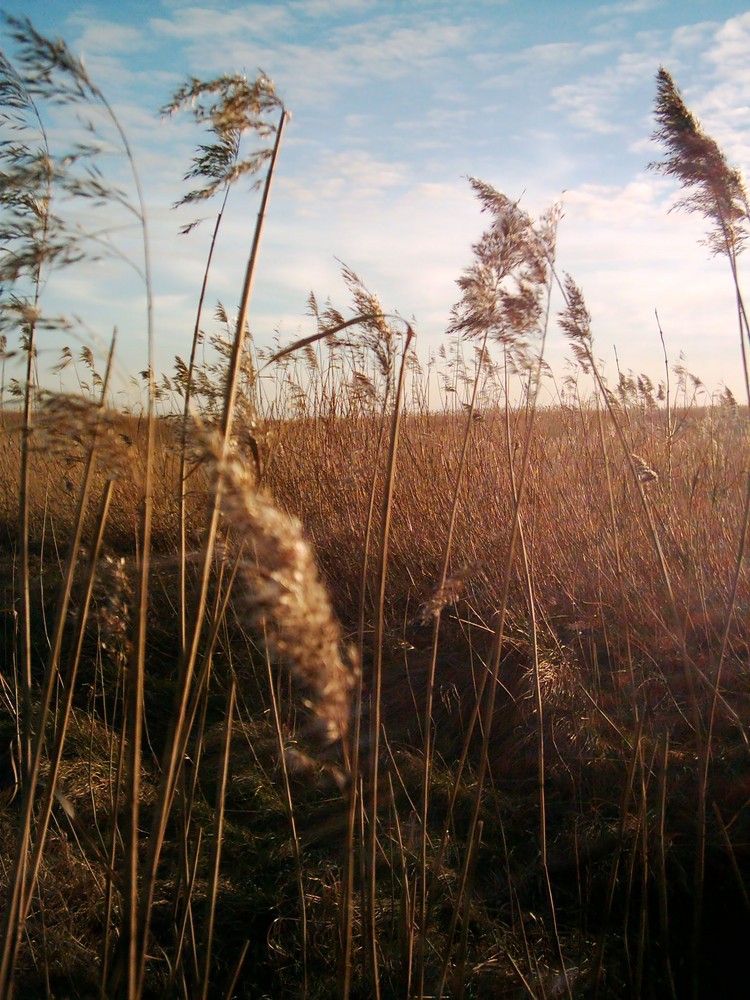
[
  {"xmin": 632, "ymin": 454, "xmax": 659, "ymax": 484},
  {"xmin": 202, "ymin": 433, "xmax": 357, "ymax": 744},
  {"xmin": 95, "ymin": 554, "xmax": 133, "ymax": 667},
  {"xmin": 449, "ymin": 179, "xmax": 558, "ymax": 363},
  {"xmin": 417, "ymin": 560, "xmax": 485, "ymax": 624},
  {"xmin": 650, "ymin": 67, "xmax": 749, "ymax": 258},
  {"xmin": 31, "ymin": 391, "xmax": 137, "ymax": 481}
]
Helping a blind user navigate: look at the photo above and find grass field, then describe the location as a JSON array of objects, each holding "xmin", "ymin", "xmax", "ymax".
[{"xmin": 0, "ymin": 18, "xmax": 748, "ymax": 1000}]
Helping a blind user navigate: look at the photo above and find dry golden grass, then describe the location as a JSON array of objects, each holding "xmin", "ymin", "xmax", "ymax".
[
  {"xmin": 2, "ymin": 258, "xmax": 748, "ymax": 999},
  {"xmin": 2, "ymin": 386, "xmax": 747, "ymax": 997}
]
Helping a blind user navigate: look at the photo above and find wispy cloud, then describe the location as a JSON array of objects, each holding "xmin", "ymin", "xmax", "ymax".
[
  {"xmin": 510, "ymin": 39, "xmax": 616, "ymax": 69},
  {"xmin": 151, "ymin": 4, "xmax": 292, "ymax": 42},
  {"xmin": 279, "ymin": 148, "xmax": 408, "ymax": 207},
  {"xmin": 3, "ymin": 0, "xmax": 749, "ymax": 399},
  {"xmin": 671, "ymin": 13, "xmax": 750, "ymax": 166},
  {"xmin": 551, "ymin": 52, "xmax": 658, "ymax": 135},
  {"xmin": 554, "ymin": 176, "xmax": 739, "ymax": 387},
  {"xmin": 544, "ymin": 14, "xmax": 737, "ymax": 141},
  {"xmin": 147, "ymin": 7, "xmax": 473, "ymax": 111},
  {"xmin": 705, "ymin": 8, "xmax": 750, "ymax": 70},
  {"xmin": 328, "ymin": 14, "xmax": 470, "ymax": 72},
  {"xmin": 592, "ymin": 0, "xmax": 661, "ymax": 18},
  {"xmin": 669, "ymin": 21, "xmax": 718, "ymax": 52},
  {"xmin": 70, "ymin": 18, "xmax": 146, "ymax": 55},
  {"xmin": 289, "ymin": 0, "xmax": 378, "ymax": 18},
  {"xmin": 288, "ymin": 0, "xmax": 375, "ymax": 16}
]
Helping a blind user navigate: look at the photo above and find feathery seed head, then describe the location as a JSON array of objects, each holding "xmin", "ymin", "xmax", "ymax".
[
  {"xmin": 559, "ymin": 274, "xmax": 594, "ymax": 374},
  {"xmin": 632, "ymin": 454, "xmax": 659, "ymax": 484},
  {"xmin": 96, "ymin": 555, "xmax": 133, "ymax": 667},
  {"xmin": 417, "ymin": 560, "xmax": 486, "ymax": 624},
  {"xmin": 163, "ymin": 72, "xmax": 284, "ymax": 209},
  {"xmin": 201, "ymin": 432, "xmax": 357, "ymax": 745},
  {"xmin": 449, "ymin": 179, "xmax": 558, "ymax": 362},
  {"xmin": 650, "ymin": 67, "xmax": 749, "ymax": 258}
]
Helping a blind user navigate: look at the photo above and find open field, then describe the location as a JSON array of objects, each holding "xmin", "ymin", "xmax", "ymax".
[
  {"xmin": 1, "ymin": 378, "xmax": 749, "ymax": 999},
  {"xmin": 0, "ymin": 18, "xmax": 749, "ymax": 1000}
]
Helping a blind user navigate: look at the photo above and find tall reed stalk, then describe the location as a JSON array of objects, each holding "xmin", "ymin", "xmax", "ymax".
[{"xmin": 123, "ymin": 107, "xmax": 288, "ymax": 998}]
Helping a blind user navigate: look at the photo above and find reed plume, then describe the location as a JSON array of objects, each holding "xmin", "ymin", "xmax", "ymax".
[
  {"xmin": 559, "ymin": 272, "xmax": 594, "ymax": 373},
  {"xmin": 201, "ymin": 432, "xmax": 356, "ymax": 745},
  {"xmin": 449, "ymin": 178, "xmax": 557, "ymax": 363},
  {"xmin": 651, "ymin": 67, "xmax": 750, "ymax": 409},
  {"xmin": 650, "ymin": 66, "xmax": 749, "ymax": 259}
]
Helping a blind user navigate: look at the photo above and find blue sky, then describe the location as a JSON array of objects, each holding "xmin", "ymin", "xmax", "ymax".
[{"xmin": 4, "ymin": 0, "xmax": 750, "ymax": 402}]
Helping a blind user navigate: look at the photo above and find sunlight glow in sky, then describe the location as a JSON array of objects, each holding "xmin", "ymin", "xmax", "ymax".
[{"xmin": 6, "ymin": 0, "xmax": 750, "ymax": 402}]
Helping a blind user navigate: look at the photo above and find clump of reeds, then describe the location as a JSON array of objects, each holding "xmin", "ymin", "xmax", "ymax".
[{"xmin": 199, "ymin": 431, "xmax": 357, "ymax": 746}]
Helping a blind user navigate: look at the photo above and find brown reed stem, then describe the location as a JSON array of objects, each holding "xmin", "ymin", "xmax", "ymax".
[
  {"xmin": 0, "ymin": 337, "xmax": 117, "ymax": 996},
  {"xmin": 339, "ymin": 403, "xmax": 389, "ymax": 1000},
  {"xmin": 414, "ymin": 329, "xmax": 488, "ymax": 999},
  {"xmin": 367, "ymin": 323, "xmax": 414, "ymax": 1000},
  {"xmin": 129, "ymin": 109, "xmax": 287, "ymax": 996},
  {"xmin": 265, "ymin": 638, "xmax": 309, "ymax": 999},
  {"xmin": 198, "ymin": 679, "xmax": 235, "ymax": 1000},
  {"xmin": 592, "ymin": 718, "xmax": 644, "ymax": 999},
  {"xmin": 178, "ymin": 185, "xmax": 232, "ymax": 654}
]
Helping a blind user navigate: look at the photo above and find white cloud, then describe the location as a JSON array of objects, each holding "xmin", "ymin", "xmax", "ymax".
[
  {"xmin": 593, "ymin": 0, "xmax": 660, "ymax": 17},
  {"xmin": 237, "ymin": 178, "xmax": 481, "ymax": 351},
  {"xmin": 70, "ymin": 19, "xmax": 146, "ymax": 55},
  {"xmin": 672, "ymin": 12, "xmax": 750, "ymax": 167},
  {"xmin": 150, "ymin": 4, "xmax": 291, "ymax": 41},
  {"xmin": 670, "ymin": 21, "xmax": 718, "ymax": 51},
  {"xmin": 551, "ymin": 48, "xmax": 661, "ymax": 134},
  {"xmin": 706, "ymin": 10, "xmax": 750, "ymax": 72},
  {"xmin": 514, "ymin": 39, "xmax": 616, "ymax": 68},
  {"xmin": 279, "ymin": 149, "xmax": 407, "ymax": 205},
  {"xmin": 552, "ymin": 177, "xmax": 741, "ymax": 390},
  {"xmin": 551, "ymin": 81, "xmax": 623, "ymax": 135},
  {"xmin": 288, "ymin": 0, "xmax": 375, "ymax": 15},
  {"xmin": 146, "ymin": 10, "xmax": 473, "ymax": 111}
]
